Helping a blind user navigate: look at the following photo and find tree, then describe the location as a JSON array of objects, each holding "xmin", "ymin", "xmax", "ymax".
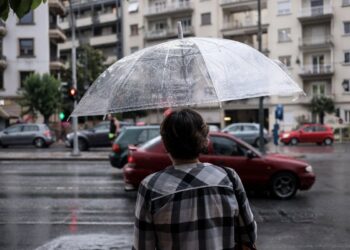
[
  {"xmin": 18, "ymin": 73, "xmax": 61, "ymax": 124},
  {"xmin": 0, "ymin": 0, "xmax": 47, "ymax": 20},
  {"xmin": 310, "ymin": 96, "xmax": 335, "ymax": 124},
  {"xmin": 63, "ymin": 45, "xmax": 106, "ymax": 98}
]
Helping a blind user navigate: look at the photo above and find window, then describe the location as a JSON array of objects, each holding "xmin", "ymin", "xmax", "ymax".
[
  {"xmin": 344, "ymin": 22, "xmax": 350, "ymax": 34},
  {"xmin": 243, "ymin": 125, "xmax": 258, "ymax": 131},
  {"xmin": 312, "ymin": 83, "xmax": 325, "ymax": 96},
  {"xmin": 279, "ymin": 55, "xmax": 292, "ymax": 67},
  {"xmin": 19, "ymin": 38, "xmax": 34, "ymax": 57},
  {"xmin": 345, "ymin": 51, "xmax": 350, "ymax": 64},
  {"xmin": 128, "ymin": 2, "xmax": 139, "ymax": 13},
  {"xmin": 149, "ymin": 129, "xmax": 160, "ymax": 140},
  {"xmin": 0, "ymin": 71, "xmax": 3, "ymax": 90},
  {"xmin": 23, "ymin": 125, "xmax": 39, "ymax": 132},
  {"xmin": 5, "ymin": 125, "xmax": 22, "ymax": 133},
  {"xmin": 18, "ymin": 11, "xmax": 34, "ymax": 24},
  {"xmin": 154, "ymin": 21, "xmax": 166, "ymax": 31},
  {"xmin": 19, "ymin": 71, "xmax": 34, "ymax": 88},
  {"xmin": 277, "ymin": 0, "xmax": 291, "ymax": 15},
  {"xmin": 130, "ymin": 46, "xmax": 139, "ymax": 54},
  {"xmin": 201, "ymin": 12, "xmax": 211, "ymax": 25},
  {"xmin": 343, "ymin": 79, "xmax": 350, "ymax": 92},
  {"xmin": 345, "ymin": 110, "xmax": 350, "ymax": 123},
  {"xmin": 180, "ymin": 17, "xmax": 192, "ymax": 31},
  {"xmin": 228, "ymin": 125, "xmax": 242, "ymax": 132},
  {"xmin": 303, "ymin": 126, "xmax": 315, "ymax": 132},
  {"xmin": 278, "ymin": 28, "xmax": 291, "ymax": 42},
  {"xmin": 210, "ymin": 136, "xmax": 246, "ymax": 157},
  {"xmin": 130, "ymin": 24, "xmax": 138, "ymax": 36}
]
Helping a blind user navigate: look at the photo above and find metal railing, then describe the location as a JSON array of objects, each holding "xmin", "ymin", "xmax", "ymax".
[
  {"xmin": 145, "ymin": 1, "xmax": 193, "ymax": 15},
  {"xmin": 221, "ymin": 0, "xmax": 253, "ymax": 4},
  {"xmin": 222, "ymin": 19, "xmax": 258, "ymax": 30},
  {"xmin": 299, "ymin": 35, "xmax": 333, "ymax": 46},
  {"xmin": 145, "ymin": 26, "xmax": 193, "ymax": 39},
  {"xmin": 299, "ymin": 5, "xmax": 332, "ymax": 17},
  {"xmin": 300, "ymin": 64, "xmax": 334, "ymax": 74}
]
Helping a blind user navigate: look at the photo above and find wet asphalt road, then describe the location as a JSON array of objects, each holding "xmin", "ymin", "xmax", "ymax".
[{"xmin": 1, "ymin": 143, "xmax": 350, "ymax": 250}]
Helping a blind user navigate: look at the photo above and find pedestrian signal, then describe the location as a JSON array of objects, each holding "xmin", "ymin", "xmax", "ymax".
[{"xmin": 68, "ymin": 87, "xmax": 78, "ymax": 101}]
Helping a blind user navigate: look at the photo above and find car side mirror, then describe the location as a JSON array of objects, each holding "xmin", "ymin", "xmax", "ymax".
[{"xmin": 246, "ymin": 150, "xmax": 255, "ymax": 159}]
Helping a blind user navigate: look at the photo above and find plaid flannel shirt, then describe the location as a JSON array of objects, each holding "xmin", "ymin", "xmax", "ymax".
[{"xmin": 132, "ymin": 162, "xmax": 257, "ymax": 250}]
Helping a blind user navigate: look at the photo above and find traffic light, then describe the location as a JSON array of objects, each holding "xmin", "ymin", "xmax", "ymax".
[
  {"xmin": 59, "ymin": 112, "xmax": 65, "ymax": 121},
  {"xmin": 68, "ymin": 87, "xmax": 78, "ymax": 101}
]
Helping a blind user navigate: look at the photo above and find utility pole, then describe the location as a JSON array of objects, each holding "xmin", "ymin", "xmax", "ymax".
[
  {"xmin": 69, "ymin": 0, "xmax": 80, "ymax": 156},
  {"xmin": 257, "ymin": 0, "xmax": 265, "ymax": 154}
]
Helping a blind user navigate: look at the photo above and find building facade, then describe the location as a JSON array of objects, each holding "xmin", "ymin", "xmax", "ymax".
[
  {"xmin": 58, "ymin": 0, "xmax": 122, "ymax": 65},
  {"xmin": 0, "ymin": 0, "xmax": 66, "ymax": 126},
  {"xmin": 122, "ymin": 0, "xmax": 350, "ymax": 130}
]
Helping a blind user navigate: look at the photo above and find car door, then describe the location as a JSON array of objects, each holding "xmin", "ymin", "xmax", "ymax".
[
  {"xmin": 91, "ymin": 123, "xmax": 110, "ymax": 146},
  {"xmin": 1, "ymin": 125, "xmax": 23, "ymax": 145},
  {"xmin": 206, "ymin": 135, "xmax": 268, "ymax": 188},
  {"xmin": 300, "ymin": 125, "xmax": 315, "ymax": 143},
  {"xmin": 242, "ymin": 125, "xmax": 258, "ymax": 144},
  {"xmin": 21, "ymin": 125, "xmax": 39, "ymax": 144}
]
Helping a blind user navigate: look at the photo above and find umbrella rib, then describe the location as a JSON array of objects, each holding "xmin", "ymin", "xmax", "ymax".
[
  {"xmin": 105, "ymin": 48, "xmax": 149, "ymax": 115},
  {"xmin": 160, "ymin": 46, "xmax": 171, "ymax": 97}
]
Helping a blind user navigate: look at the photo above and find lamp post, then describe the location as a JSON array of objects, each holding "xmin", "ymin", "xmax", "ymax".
[
  {"xmin": 257, "ymin": 0, "xmax": 265, "ymax": 154},
  {"xmin": 69, "ymin": 0, "xmax": 80, "ymax": 156}
]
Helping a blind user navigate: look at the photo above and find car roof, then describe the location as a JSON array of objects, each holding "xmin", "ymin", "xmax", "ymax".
[{"xmin": 123, "ymin": 125, "xmax": 160, "ymax": 130}]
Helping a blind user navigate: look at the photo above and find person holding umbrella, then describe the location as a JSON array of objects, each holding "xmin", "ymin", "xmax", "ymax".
[{"xmin": 132, "ymin": 108, "xmax": 257, "ymax": 250}]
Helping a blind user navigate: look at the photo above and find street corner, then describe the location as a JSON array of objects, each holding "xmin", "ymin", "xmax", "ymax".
[{"xmin": 35, "ymin": 234, "xmax": 131, "ymax": 250}]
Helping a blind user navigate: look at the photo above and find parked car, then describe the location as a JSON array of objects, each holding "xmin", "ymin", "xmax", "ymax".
[
  {"xmin": 0, "ymin": 123, "xmax": 55, "ymax": 148},
  {"xmin": 222, "ymin": 123, "xmax": 270, "ymax": 147},
  {"xmin": 65, "ymin": 121, "xmax": 132, "ymax": 151},
  {"xmin": 280, "ymin": 124, "xmax": 334, "ymax": 146},
  {"xmin": 123, "ymin": 132, "xmax": 315, "ymax": 199},
  {"xmin": 109, "ymin": 125, "xmax": 160, "ymax": 168}
]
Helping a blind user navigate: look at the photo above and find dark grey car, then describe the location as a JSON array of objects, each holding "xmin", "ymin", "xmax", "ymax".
[
  {"xmin": 65, "ymin": 121, "xmax": 133, "ymax": 151},
  {"xmin": 0, "ymin": 123, "xmax": 55, "ymax": 148}
]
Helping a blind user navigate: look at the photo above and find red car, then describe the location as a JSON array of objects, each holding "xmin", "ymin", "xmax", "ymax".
[
  {"xmin": 123, "ymin": 132, "xmax": 315, "ymax": 199},
  {"xmin": 280, "ymin": 124, "xmax": 334, "ymax": 146}
]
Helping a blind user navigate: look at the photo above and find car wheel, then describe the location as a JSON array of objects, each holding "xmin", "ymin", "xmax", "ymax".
[
  {"xmin": 323, "ymin": 138, "xmax": 333, "ymax": 146},
  {"xmin": 271, "ymin": 172, "xmax": 298, "ymax": 199},
  {"xmin": 290, "ymin": 138, "xmax": 299, "ymax": 145},
  {"xmin": 254, "ymin": 138, "xmax": 267, "ymax": 148},
  {"xmin": 78, "ymin": 138, "xmax": 88, "ymax": 151},
  {"xmin": 34, "ymin": 138, "xmax": 45, "ymax": 148}
]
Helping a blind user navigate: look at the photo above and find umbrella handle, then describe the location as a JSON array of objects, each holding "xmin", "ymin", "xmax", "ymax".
[{"xmin": 177, "ymin": 21, "xmax": 183, "ymax": 39}]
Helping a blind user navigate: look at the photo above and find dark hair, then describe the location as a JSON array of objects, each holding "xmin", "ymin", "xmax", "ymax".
[{"xmin": 160, "ymin": 108, "xmax": 209, "ymax": 160}]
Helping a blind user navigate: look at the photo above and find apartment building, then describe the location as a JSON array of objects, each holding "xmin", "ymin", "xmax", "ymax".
[
  {"xmin": 122, "ymin": 0, "xmax": 350, "ymax": 130},
  {"xmin": 58, "ymin": 0, "xmax": 122, "ymax": 65},
  {"xmin": 0, "ymin": 0, "xmax": 66, "ymax": 126}
]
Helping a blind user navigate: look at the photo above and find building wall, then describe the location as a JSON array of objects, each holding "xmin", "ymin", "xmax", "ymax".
[{"xmin": 2, "ymin": 5, "xmax": 50, "ymax": 98}]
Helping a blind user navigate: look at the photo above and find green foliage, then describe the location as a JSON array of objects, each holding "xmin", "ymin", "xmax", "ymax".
[
  {"xmin": 0, "ymin": 0, "xmax": 47, "ymax": 20},
  {"xmin": 310, "ymin": 96, "xmax": 335, "ymax": 124},
  {"xmin": 63, "ymin": 45, "xmax": 106, "ymax": 96},
  {"xmin": 18, "ymin": 73, "xmax": 61, "ymax": 124}
]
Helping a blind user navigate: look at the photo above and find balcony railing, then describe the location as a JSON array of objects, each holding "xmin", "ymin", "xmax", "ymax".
[
  {"xmin": 222, "ymin": 19, "xmax": 258, "ymax": 30},
  {"xmin": 145, "ymin": 26, "xmax": 194, "ymax": 40},
  {"xmin": 89, "ymin": 34, "xmax": 118, "ymax": 46},
  {"xmin": 49, "ymin": 23, "xmax": 67, "ymax": 42},
  {"xmin": 300, "ymin": 64, "xmax": 334, "ymax": 75},
  {"xmin": 221, "ymin": 0, "xmax": 253, "ymax": 4},
  {"xmin": 299, "ymin": 5, "xmax": 332, "ymax": 18},
  {"xmin": 145, "ymin": 1, "xmax": 193, "ymax": 16},
  {"xmin": 299, "ymin": 35, "xmax": 333, "ymax": 47}
]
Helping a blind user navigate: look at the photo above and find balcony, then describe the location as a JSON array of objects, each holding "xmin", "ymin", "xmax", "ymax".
[
  {"xmin": 299, "ymin": 35, "xmax": 333, "ymax": 51},
  {"xmin": 145, "ymin": 26, "xmax": 194, "ymax": 41},
  {"xmin": 299, "ymin": 64, "xmax": 334, "ymax": 80},
  {"xmin": 220, "ymin": 0, "xmax": 267, "ymax": 13},
  {"xmin": 0, "ymin": 20, "xmax": 6, "ymax": 37},
  {"xmin": 222, "ymin": 20, "xmax": 268, "ymax": 37},
  {"xmin": 89, "ymin": 34, "xmax": 118, "ymax": 46},
  {"xmin": 50, "ymin": 57, "xmax": 66, "ymax": 71},
  {"xmin": 298, "ymin": 5, "xmax": 333, "ymax": 24},
  {"xmin": 0, "ymin": 55, "xmax": 7, "ymax": 70},
  {"xmin": 145, "ymin": 1, "xmax": 193, "ymax": 17},
  {"xmin": 49, "ymin": 23, "xmax": 67, "ymax": 43},
  {"xmin": 48, "ymin": 0, "xmax": 65, "ymax": 16},
  {"xmin": 58, "ymin": 40, "xmax": 80, "ymax": 51},
  {"xmin": 96, "ymin": 11, "xmax": 118, "ymax": 24}
]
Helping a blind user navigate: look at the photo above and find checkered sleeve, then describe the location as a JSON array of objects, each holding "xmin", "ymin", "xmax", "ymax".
[
  {"xmin": 230, "ymin": 169, "xmax": 257, "ymax": 244},
  {"xmin": 132, "ymin": 183, "xmax": 156, "ymax": 250}
]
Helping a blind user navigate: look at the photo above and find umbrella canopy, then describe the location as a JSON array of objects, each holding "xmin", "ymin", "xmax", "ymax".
[{"xmin": 71, "ymin": 37, "xmax": 303, "ymax": 117}]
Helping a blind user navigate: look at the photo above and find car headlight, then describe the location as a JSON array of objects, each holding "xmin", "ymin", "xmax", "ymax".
[
  {"xmin": 305, "ymin": 165, "xmax": 313, "ymax": 173},
  {"xmin": 282, "ymin": 133, "xmax": 290, "ymax": 138}
]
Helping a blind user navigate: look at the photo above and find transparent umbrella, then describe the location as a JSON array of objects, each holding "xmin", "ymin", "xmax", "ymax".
[{"xmin": 71, "ymin": 37, "xmax": 303, "ymax": 117}]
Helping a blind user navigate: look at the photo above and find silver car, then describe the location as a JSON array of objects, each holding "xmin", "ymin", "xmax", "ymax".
[
  {"xmin": 0, "ymin": 123, "xmax": 55, "ymax": 148},
  {"xmin": 222, "ymin": 123, "xmax": 270, "ymax": 147}
]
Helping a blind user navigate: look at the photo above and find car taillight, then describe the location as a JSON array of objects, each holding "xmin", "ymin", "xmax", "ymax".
[
  {"xmin": 44, "ymin": 130, "xmax": 51, "ymax": 137},
  {"xmin": 128, "ymin": 155, "xmax": 134, "ymax": 163},
  {"xmin": 112, "ymin": 143, "xmax": 120, "ymax": 153}
]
